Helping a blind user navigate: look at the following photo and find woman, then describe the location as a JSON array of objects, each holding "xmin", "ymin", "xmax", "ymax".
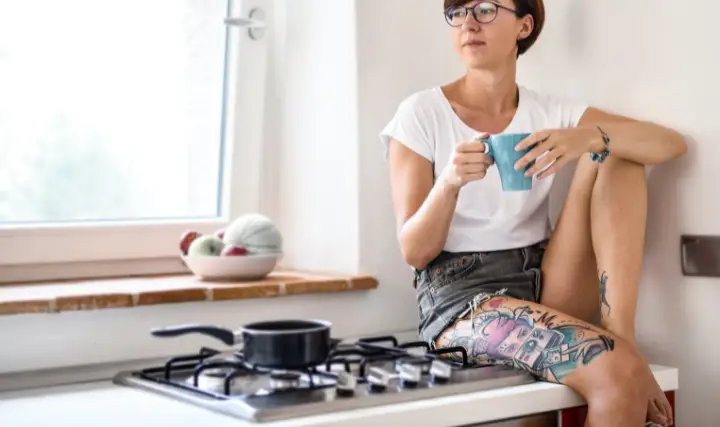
[{"xmin": 380, "ymin": 1, "xmax": 687, "ymax": 426}]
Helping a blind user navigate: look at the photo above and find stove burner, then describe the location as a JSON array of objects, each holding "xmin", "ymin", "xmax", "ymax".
[
  {"xmin": 187, "ymin": 357, "xmax": 248, "ymax": 392},
  {"xmin": 269, "ymin": 371, "xmax": 301, "ymax": 391}
]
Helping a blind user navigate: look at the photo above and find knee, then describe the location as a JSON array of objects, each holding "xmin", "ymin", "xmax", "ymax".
[
  {"xmin": 589, "ymin": 349, "xmax": 648, "ymax": 402},
  {"xmin": 599, "ymin": 154, "xmax": 646, "ymax": 178}
]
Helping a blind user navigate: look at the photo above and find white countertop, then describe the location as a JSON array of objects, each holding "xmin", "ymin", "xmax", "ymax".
[{"xmin": 0, "ymin": 365, "xmax": 678, "ymax": 427}]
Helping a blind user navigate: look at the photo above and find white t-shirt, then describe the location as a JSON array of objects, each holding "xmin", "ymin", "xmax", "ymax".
[{"xmin": 379, "ymin": 85, "xmax": 589, "ymax": 253}]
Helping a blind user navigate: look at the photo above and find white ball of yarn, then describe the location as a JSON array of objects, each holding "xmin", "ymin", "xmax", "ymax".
[{"xmin": 223, "ymin": 213, "xmax": 283, "ymax": 254}]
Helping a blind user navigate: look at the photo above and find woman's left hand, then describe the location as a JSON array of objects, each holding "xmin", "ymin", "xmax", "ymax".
[{"xmin": 513, "ymin": 127, "xmax": 599, "ymax": 179}]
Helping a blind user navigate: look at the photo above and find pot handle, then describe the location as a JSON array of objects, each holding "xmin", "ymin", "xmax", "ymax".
[{"xmin": 150, "ymin": 324, "xmax": 240, "ymax": 346}]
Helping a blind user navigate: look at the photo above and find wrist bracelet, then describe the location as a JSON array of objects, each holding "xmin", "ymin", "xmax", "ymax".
[{"xmin": 590, "ymin": 125, "xmax": 611, "ymax": 163}]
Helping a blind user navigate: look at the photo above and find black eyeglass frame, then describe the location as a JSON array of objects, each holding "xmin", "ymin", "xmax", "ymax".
[{"xmin": 444, "ymin": 1, "xmax": 522, "ymax": 27}]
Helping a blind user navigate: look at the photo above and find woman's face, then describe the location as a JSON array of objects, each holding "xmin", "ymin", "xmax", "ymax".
[{"xmin": 447, "ymin": 0, "xmax": 534, "ymax": 69}]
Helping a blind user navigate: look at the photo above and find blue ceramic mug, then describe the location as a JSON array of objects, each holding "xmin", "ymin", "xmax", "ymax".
[{"xmin": 482, "ymin": 133, "xmax": 534, "ymax": 192}]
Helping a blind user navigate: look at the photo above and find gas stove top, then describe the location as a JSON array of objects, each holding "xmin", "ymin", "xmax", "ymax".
[{"xmin": 113, "ymin": 335, "xmax": 535, "ymax": 422}]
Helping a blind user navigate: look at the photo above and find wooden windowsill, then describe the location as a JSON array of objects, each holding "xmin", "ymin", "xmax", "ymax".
[{"xmin": 0, "ymin": 270, "xmax": 378, "ymax": 316}]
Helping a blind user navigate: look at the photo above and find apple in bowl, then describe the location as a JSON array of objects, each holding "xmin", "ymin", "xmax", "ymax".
[
  {"xmin": 186, "ymin": 235, "xmax": 225, "ymax": 256},
  {"xmin": 221, "ymin": 245, "xmax": 249, "ymax": 257},
  {"xmin": 179, "ymin": 230, "xmax": 202, "ymax": 255}
]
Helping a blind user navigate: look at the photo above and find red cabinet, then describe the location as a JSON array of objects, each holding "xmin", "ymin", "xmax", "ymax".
[{"xmin": 560, "ymin": 391, "xmax": 676, "ymax": 427}]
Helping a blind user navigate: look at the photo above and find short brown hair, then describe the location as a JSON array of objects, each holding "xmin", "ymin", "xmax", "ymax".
[{"xmin": 443, "ymin": 0, "xmax": 545, "ymax": 56}]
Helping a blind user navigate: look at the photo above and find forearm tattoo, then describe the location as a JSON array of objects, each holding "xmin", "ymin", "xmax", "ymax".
[
  {"xmin": 599, "ymin": 271, "xmax": 611, "ymax": 316},
  {"xmin": 436, "ymin": 297, "xmax": 615, "ymax": 383}
]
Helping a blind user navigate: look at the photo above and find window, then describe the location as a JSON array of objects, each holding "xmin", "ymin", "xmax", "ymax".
[{"xmin": 0, "ymin": 0, "xmax": 271, "ymax": 276}]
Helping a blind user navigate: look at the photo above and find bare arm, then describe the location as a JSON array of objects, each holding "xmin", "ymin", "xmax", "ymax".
[
  {"xmin": 388, "ymin": 136, "xmax": 492, "ymax": 270},
  {"xmin": 517, "ymin": 107, "xmax": 688, "ymax": 177},
  {"xmin": 388, "ymin": 140, "xmax": 458, "ymax": 270},
  {"xmin": 579, "ymin": 107, "xmax": 687, "ymax": 165}
]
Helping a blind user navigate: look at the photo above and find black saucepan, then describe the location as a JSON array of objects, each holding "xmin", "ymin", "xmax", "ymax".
[{"xmin": 150, "ymin": 319, "xmax": 334, "ymax": 369}]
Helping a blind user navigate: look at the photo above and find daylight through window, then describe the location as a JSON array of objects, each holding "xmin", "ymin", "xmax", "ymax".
[{"xmin": 0, "ymin": 0, "xmax": 230, "ymax": 224}]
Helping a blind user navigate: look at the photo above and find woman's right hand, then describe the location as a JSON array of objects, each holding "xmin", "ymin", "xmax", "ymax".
[{"xmin": 441, "ymin": 133, "xmax": 494, "ymax": 189}]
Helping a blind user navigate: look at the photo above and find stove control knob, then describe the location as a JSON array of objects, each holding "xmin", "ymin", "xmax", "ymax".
[
  {"xmin": 335, "ymin": 371, "xmax": 357, "ymax": 397},
  {"xmin": 398, "ymin": 363, "xmax": 422, "ymax": 388},
  {"xmin": 430, "ymin": 360, "xmax": 453, "ymax": 384},
  {"xmin": 367, "ymin": 367, "xmax": 391, "ymax": 392}
]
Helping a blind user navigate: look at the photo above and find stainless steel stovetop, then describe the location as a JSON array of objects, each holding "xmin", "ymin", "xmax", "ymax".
[{"xmin": 113, "ymin": 335, "xmax": 535, "ymax": 423}]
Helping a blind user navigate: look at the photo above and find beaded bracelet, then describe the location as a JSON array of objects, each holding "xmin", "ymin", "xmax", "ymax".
[{"xmin": 590, "ymin": 125, "xmax": 611, "ymax": 163}]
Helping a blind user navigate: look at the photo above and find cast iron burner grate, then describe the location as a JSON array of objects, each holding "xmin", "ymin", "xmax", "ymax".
[
  {"xmin": 114, "ymin": 334, "xmax": 535, "ymax": 423},
  {"xmin": 132, "ymin": 334, "xmax": 474, "ymax": 400}
]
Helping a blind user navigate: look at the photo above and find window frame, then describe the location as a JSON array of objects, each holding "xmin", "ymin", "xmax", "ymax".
[{"xmin": 0, "ymin": 0, "xmax": 273, "ymax": 283}]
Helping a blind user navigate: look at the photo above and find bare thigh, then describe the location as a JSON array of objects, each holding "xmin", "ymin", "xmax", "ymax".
[{"xmin": 540, "ymin": 157, "xmax": 599, "ymax": 323}]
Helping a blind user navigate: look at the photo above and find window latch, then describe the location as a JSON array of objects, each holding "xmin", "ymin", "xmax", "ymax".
[{"xmin": 224, "ymin": 7, "xmax": 266, "ymax": 40}]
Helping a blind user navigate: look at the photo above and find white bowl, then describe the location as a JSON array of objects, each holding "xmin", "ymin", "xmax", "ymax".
[{"xmin": 182, "ymin": 253, "xmax": 282, "ymax": 281}]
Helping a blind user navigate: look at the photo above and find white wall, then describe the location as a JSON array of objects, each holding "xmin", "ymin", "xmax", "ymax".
[{"xmin": 270, "ymin": 0, "xmax": 360, "ymax": 275}]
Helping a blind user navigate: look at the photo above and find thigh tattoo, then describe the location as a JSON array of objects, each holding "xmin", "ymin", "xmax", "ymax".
[{"xmin": 437, "ymin": 297, "xmax": 616, "ymax": 382}]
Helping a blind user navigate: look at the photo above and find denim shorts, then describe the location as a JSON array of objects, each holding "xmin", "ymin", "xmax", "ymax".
[{"xmin": 414, "ymin": 239, "xmax": 548, "ymax": 347}]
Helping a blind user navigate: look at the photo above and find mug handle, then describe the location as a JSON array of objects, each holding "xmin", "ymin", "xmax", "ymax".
[{"xmin": 475, "ymin": 135, "xmax": 492, "ymax": 157}]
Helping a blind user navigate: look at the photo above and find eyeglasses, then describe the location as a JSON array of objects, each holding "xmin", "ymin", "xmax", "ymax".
[{"xmin": 444, "ymin": 1, "xmax": 521, "ymax": 27}]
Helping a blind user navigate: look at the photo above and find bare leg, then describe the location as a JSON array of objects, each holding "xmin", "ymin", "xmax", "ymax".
[
  {"xmin": 540, "ymin": 155, "xmax": 672, "ymax": 425},
  {"xmin": 590, "ymin": 156, "xmax": 647, "ymax": 343},
  {"xmin": 591, "ymin": 157, "xmax": 672, "ymax": 426},
  {"xmin": 436, "ymin": 295, "xmax": 653, "ymax": 427},
  {"xmin": 540, "ymin": 157, "xmax": 599, "ymax": 323},
  {"xmin": 543, "ymin": 155, "xmax": 644, "ymax": 343}
]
